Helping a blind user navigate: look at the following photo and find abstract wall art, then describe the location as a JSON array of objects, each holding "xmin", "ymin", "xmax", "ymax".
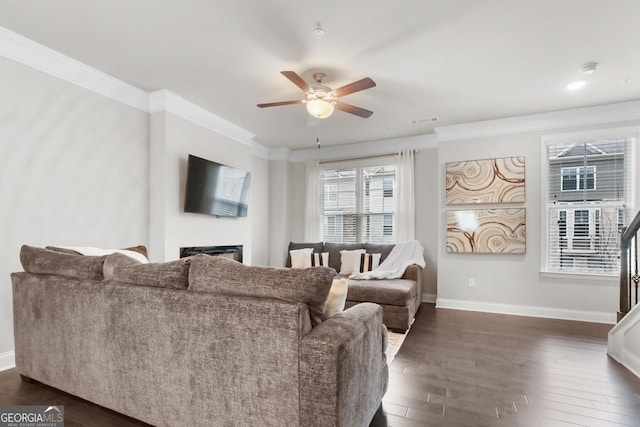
[
  {"xmin": 446, "ymin": 208, "xmax": 526, "ymax": 254},
  {"xmin": 446, "ymin": 156, "xmax": 525, "ymax": 205}
]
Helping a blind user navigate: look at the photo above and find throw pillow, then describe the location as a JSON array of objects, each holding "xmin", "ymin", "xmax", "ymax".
[
  {"xmin": 311, "ymin": 252, "xmax": 329, "ymax": 267},
  {"xmin": 290, "ymin": 251, "xmax": 329, "ymax": 268},
  {"xmin": 103, "ymin": 252, "xmax": 190, "ymax": 290},
  {"xmin": 324, "ymin": 278, "xmax": 348, "ymax": 317},
  {"xmin": 359, "ymin": 253, "xmax": 382, "ymax": 272},
  {"xmin": 286, "ymin": 242, "xmax": 324, "ymax": 267},
  {"xmin": 290, "ymin": 248, "xmax": 314, "ymax": 268},
  {"xmin": 339, "ymin": 249, "xmax": 366, "ymax": 275},
  {"xmin": 188, "ymin": 255, "xmax": 335, "ymax": 326},
  {"xmin": 20, "ymin": 245, "xmax": 106, "ymax": 281},
  {"xmin": 46, "ymin": 245, "xmax": 149, "ymax": 264}
]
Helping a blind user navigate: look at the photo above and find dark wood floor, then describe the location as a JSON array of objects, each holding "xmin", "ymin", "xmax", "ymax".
[
  {"xmin": 2, "ymin": 304, "xmax": 640, "ymax": 426},
  {"xmin": 372, "ymin": 304, "xmax": 640, "ymax": 427}
]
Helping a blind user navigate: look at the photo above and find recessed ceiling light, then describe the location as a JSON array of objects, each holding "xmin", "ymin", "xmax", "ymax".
[{"xmin": 567, "ymin": 80, "xmax": 587, "ymax": 90}]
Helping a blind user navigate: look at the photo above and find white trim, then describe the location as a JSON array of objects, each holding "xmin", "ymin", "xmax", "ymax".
[
  {"xmin": 541, "ymin": 126, "xmax": 640, "ymax": 145},
  {"xmin": 4, "ymin": 24, "xmax": 640, "ymax": 162},
  {"xmin": 0, "ymin": 25, "xmax": 149, "ymax": 111},
  {"xmin": 269, "ymin": 148, "xmax": 293, "ymax": 161},
  {"xmin": 540, "ymin": 126, "xmax": 639, "ymax": 275},
  {"xmin": 422, "ymin": 293, "xmax": 436, "ymax": 303},
  {"xmin": 0, "ymin": 26, "xmax": 268, "ymax": 157},
  {"xmin": 608, "ymin": 303, "xmax": 640, "ymax": 380},
  {"xmin": 436, "ymin": 298, "xmax": 616, "ymax": 324},
  {"xmin": 539, "ymin": 270, "xmax": 618, "ymax": 282},
  {"xmin": 435, "ymin": 100, "xmax": 640, "ymax": 142},
  {"xmin": 149, "ymin": 90, "xmax": 257, "ymax": 149},
  {"xmin": 290, "ymin": 134, "xmax": 438, "ymax": 162},
  {"xmin": 0, "ymin": 351, "xmax": 15, "ymax": 372}
]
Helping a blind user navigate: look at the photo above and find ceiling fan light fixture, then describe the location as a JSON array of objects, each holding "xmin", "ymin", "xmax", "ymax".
[{"xmin": 306, "ymin": 98, "xmax": 334, "ymax": 118}]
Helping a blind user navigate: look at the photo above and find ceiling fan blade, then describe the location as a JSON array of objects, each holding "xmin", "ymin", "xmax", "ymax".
[
  {"xmin": 332, "ymin": 77, "xmax": 376, "ymax": 98},
  {"xmin": 257, "ymin": 100, "xmax": 303, "ymax": 108},
  {"xmin": 281, "ymin": 71, "xmax": 310, "ymax": 93},
  {"xmin": 334, "ymin": 102, "xmax": 373, "ymax": 118}
]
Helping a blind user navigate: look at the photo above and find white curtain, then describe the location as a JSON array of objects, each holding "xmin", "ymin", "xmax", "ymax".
[
  {"xmin": 395, "ymin": 150, "xmax": 416, "ymax": 242},
  {"xmin": 304, "ymin": 161, "xmax": 323, "ymax": 241}
]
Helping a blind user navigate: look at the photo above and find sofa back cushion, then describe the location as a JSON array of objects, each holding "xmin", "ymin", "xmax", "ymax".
[
  {"xmin": 20, "ymin": 245, "xmax": 105, "ymax": 281},
  {"xmin": 188, "ymin": 255, "xmax": 335, "ymax": 326},
  {"xmin": 103, "ymin": 253, "xmax": 190, "ymax": 290},
  {"xmin": 285, "ymin": 242, "xmax": 325, "ymax": 267}
]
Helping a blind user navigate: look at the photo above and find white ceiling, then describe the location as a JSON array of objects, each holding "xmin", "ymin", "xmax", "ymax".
[{"xmin": 1, "ymin": 0, "xmax": 640, "ymax": 150}]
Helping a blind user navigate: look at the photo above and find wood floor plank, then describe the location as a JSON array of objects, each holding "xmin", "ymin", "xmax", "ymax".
[{"xmin": 372, "ymin": 304, "xmax": 640, "ymax": 427}]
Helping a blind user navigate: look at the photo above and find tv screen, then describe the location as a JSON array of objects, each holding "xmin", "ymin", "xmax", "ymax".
[{"xmin": 184, "ymin": 155, "xmax": 251, "ymax": 217}]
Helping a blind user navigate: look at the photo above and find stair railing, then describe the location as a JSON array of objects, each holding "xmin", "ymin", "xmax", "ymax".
[{"xmin": 619, "ymin": 210, "xmax": 640, "ymax": 321}]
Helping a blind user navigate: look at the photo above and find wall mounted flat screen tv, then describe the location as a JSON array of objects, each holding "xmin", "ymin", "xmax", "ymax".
[{"xmin": 184, "ymin": 154, "xmax": 251, "ymax": 217}]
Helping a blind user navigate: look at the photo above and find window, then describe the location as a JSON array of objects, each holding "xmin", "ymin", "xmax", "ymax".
[
  {"xmin": 561, "ymin": 166, "xmax": 596, "ymax": 191},
  {"xmin": 324, "ymin": 184, "xmax": 337, "ymax": 202},
  {"xmin": 383, "ymin": 214, "xmax": 393, "ymax": 236},
  {"xmin": 544, "ymin": 134, "xmax": 635, "ymax": 275},
  {"xmin": 322, "ymin": 164, "xmax": 396, "ymax": 243}
]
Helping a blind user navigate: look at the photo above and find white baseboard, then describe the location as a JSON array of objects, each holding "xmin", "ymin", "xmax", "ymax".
[
  {"xmin": 0, "ymin": 351, "xmax": 15, "ymax": 372},
  {"xmin": 436, "ymin": 298, "xmax": 616, "ymax": 324},
  {"xmin": 422, "ymin": 293, "xmax": 437, "ymax": 303}
]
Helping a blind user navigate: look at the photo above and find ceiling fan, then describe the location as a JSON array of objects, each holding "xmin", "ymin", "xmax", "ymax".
[{"xmin": 257, "ymin": 71, "xmax": 376, "ymax": 119}]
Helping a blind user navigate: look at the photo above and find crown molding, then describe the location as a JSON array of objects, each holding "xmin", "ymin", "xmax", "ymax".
[
  {"xmin": 0, "ymin": 25, "xmax": 149, "ymax": 111},
  {"xmin": 269, "ymin": 148, "xmax": 293, "ymax": 161},
  {"xmin": 435, "ymin": 100, "xmax": 640, "ymax": 142},
  {"xmin": 5, "ymin": 25, "xmax": 640, "ymax": 160},
  {"xmin": 0, "ymin": 26, "xmax": 266, "ymax": 155},
  {"xmin": 289, "ymin": 133, "xmax": 438, "ymax": 162},
  {"xmin": 250, "ymin": 142, "xmax": 272, "ymax": 160},
  {"xmin": 148, "ymin": 90, "xmax": 259, "ymax": 151}
]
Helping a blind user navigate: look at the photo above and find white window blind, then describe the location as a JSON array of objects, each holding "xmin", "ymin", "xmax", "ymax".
[
  {"xmin": 322, "ymin": 165, "xmax": 396, "ymax": 243},
  {"xmin": 545, "ymin": 138, "xmax": 634, "ymax": 274}
]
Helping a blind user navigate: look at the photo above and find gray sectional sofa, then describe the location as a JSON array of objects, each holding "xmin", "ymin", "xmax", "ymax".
[
  {"xmin": 286, "ymin": 242, "xmax": 423, "ymax": 332},
  {"xmin": 12, "ymin": 245, "xmax": 388, "ymax": 427}
]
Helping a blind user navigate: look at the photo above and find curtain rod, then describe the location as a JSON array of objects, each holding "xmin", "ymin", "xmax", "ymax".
[{"xmin": 318, "ymin": 150, "xmax": 417, "ymax": 165}]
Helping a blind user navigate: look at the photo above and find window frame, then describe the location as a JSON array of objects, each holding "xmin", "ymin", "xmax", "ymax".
[
  {"xmin": 540, "ymin": 126, "xmax": 638, "ymax": 280},
  {"xmin": 320, "ymin": 156, "xmax": 397, "ymax": 244},
  {"xmin": 560, "ymin": 166, "xmax": 596, "ymax": 191}
]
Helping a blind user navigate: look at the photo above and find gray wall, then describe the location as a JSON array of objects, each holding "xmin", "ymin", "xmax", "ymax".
[
  {"xmin": 0, "ymin": 56, "xmax": 273, "ymax": 364},
  {"xmin": 437, "ymin": 121, "xmax": 640, "ymax": 320},
  {"xmin": 0, "ymin": 57, "xmax": 150, "ymax": 355},
  {"xmin": 148, "ymin": 111, "xmax": 264, "ymax": 264}
]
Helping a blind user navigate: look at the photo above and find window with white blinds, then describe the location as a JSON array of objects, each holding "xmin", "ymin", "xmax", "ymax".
[
  {"xmin": 322, "ymin": 165, "xmax": 396, "ymax": 243},
  {"xmin": 544, "ymin": 136, "xmax": 635, "ymax": 275}
]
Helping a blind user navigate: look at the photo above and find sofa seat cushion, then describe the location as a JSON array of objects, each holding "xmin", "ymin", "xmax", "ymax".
[{"xmin": 345, "ymin": 278, "xmax": 416, "ymax": 307}]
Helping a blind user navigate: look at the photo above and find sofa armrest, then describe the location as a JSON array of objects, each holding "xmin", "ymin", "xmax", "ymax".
[
  {"xmin": 402, "ymin": 264, "xmax": 423, "ymax": 303},
  {"xmin": 300, "ymin": 303, "xmax": 388, "ymax": 427}
]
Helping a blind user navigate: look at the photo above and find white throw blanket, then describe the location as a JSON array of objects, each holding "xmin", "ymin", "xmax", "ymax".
[{"xmin": 349, "ymin": 240, "xmax": 426, "ymax": 280}]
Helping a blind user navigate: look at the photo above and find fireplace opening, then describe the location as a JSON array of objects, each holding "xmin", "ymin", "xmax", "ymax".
[{"xmin": 180, "ymin": 245, "xmax": 243, "ymax": 263}]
